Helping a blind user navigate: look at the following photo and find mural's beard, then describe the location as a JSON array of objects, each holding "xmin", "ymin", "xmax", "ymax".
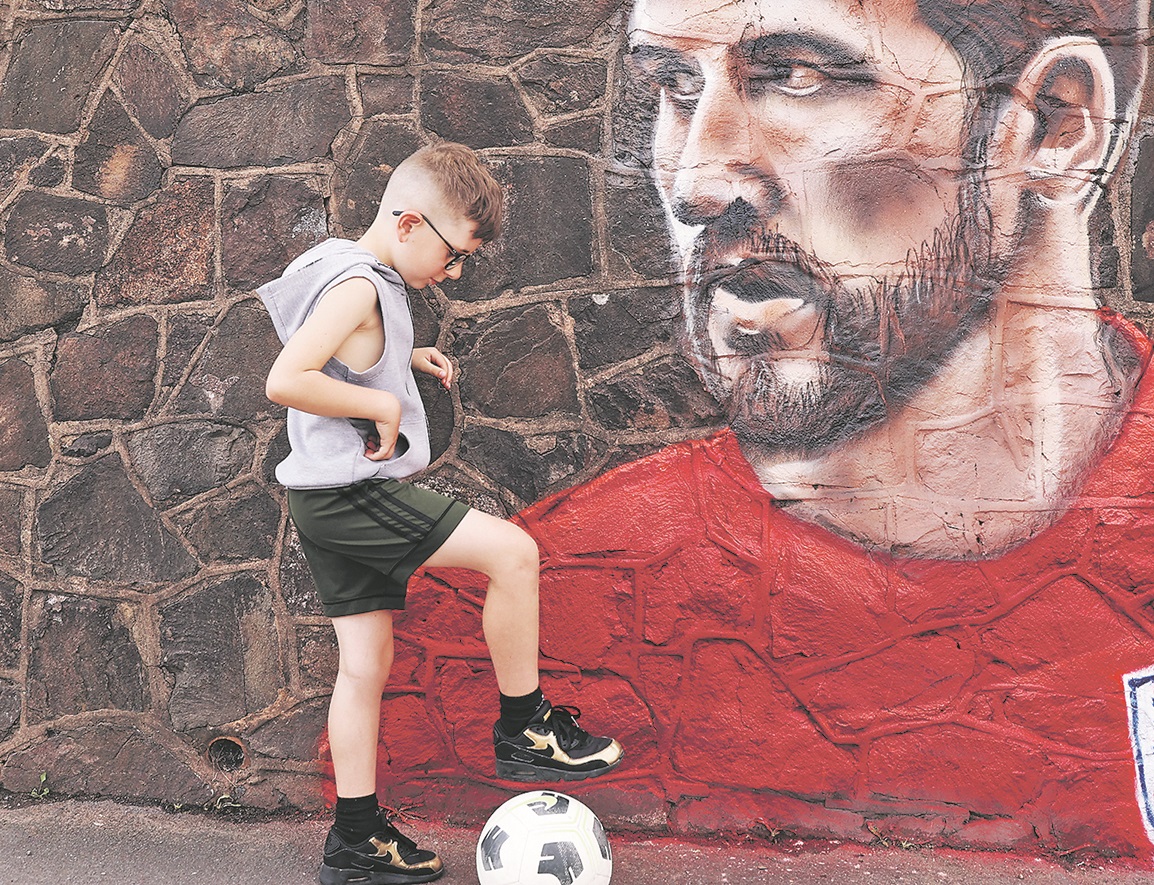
[{"xmin": 686, "ymin": 176, "xmax": 1003, "ymax": 457}]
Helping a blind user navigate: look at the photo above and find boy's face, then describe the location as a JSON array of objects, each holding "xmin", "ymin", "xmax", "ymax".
[{"xmin": 397, "ymin": 212, "xmax": 483, "ymax": 290}]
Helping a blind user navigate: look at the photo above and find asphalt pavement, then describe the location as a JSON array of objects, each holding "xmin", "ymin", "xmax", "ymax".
[{"xmin": 0, "ymin": 797, "xmax": 1151, "ymax": 885}]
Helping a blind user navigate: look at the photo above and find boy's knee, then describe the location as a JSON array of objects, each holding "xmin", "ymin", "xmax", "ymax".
[
  {"xmin": 338, "ymin": 646, "xmax": 393, "ymax": 685},
  {"xmin": 508, "ymin": 526, "xmax": 539, "ymax": 572}
]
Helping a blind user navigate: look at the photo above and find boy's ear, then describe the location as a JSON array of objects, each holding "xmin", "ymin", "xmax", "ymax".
[
  {"xmin": 993, "ymin": 35, "xmax": 1117, "ymax": 206},
  {"xmin": 390, "ymin": 209, "xmax": 423, "ymax": 241}
]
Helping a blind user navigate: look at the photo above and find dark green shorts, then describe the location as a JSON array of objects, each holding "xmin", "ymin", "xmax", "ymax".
[{"xmin": 287, "ymin": 478, "xmax": 469, "ymax": 618}]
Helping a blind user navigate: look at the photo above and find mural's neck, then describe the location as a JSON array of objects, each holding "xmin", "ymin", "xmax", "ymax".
[{"xmin": 746, "ymin": 221, "xmax": 1133, "ymax": 559}]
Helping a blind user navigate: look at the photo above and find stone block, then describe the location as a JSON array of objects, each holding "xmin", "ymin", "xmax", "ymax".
[
  {"xmin": 453, "ymin": 303, "xmax": 579, "ymax": 419},
  {"xmin": 172, "ymin": 301, "xmax": 281, "ymax": 419},
  {"xmin": 358, "ymin": 74, "xmax": 414, "ymax": 116},
  {"xmin": 296, "ymin": 624, "xmax": 337, "ymax": 690},
  {"xmin": 61, "ymin": 431, "xmax": 113, "ymax": 458},
  {"xmin": 605, "ymin": 169, "xmax": 677, "ymax": 279},
  {"xmin": 415, "ymin": 372, "xmax": 454, "ymax": 464},
  {"xmin": 25, "ymin": 592, "xmax": 149, "ymax": 723},
  {"xmin": 1132, "ymin": 134, "xmax": 1154, "ymax": 301},
  {"xmin": 73, "ymin": 93, "xmax": 163, "ymax": 205},
  {"xmin": 113, "ymin": 40, "xmax": 191, "ymax": 140},
  {"xmin": 0, "ymin": 265, "xmax": 85, "ymax": 341},
  {"xmin": 331, "ymin": 120, "xmax": 422, "ymax": 235},
  {"xmin": 542, "ymin": 116, "xmax": 602, "ymax": 153},
  {"xmin": 377, "ymin": 694, "xmax": 455, "ymax": 777},
  {"xmin": 172, "ymin": 78, "xmax": 349, "ymax": 169},
  {"xmin": 952, "ymin": 816, "xmax": 1036, "ymax": 851},
  {"xmin": 0, "ymin": 575, "xmax": 22, "ymax": 669},
  {"xmin": 166, "ymin": 0, "xmax": 299, "ymax": 90},
  {"xmin": 262, "ymin": 422, "xmax": 291, "ymax": 485},
  {"xmin": 37, "ymin": 456, "xmax": 198, "ymax": 583},
  {"xmin": 460, "ymin": 426, "xmax": 604, "ymax": 504},
  {"xmin": 29, "ymin": 154, "xmax": 65, "ymax": 188},
  {"xmin": 306, "ymin": 0, "xmax": 412, "ymax": 64},
  {"xmin": 538, "ymin": 565, "xmax": 632, "ymax": 668},
  {"xmin": 400, "ymin": 571, "xmax": 485, "ymax": 645},
  {"xmin": 174, "ymin": 483, "xmax": 280, "ymax": 563},
  {"xmin": 570, "ymin": 285, "xmax": 679, "ymax": 372},
  {"xmin": 0, "ymin": 681, "xmax": 19, "ymax": 742},
  {"xmin": 0, "ymin": 136, "xmax": 50, "ymax": 202},
  {"xmin": 1, "ymin": 724, "xmax": 210, "ymax": 805},
  {"xmin": 5, "ymin": 192, "xmax": 109, "ymax": 274},
  {"xmin": 0, "ymin": 487, "xmax": 22, "ymax": 557},
  {"xmin": 640, "ymin": 541, "xmax": 758, "ymax": 646},
  {"xmin": 587, "ymin": 354, "xmax": 723, "ymax": 431},
  {"xmin": 280, "ymin": 527, "xmax": 323, "ymax": 616},
  {"xmin": 246, "ymin": 697, "xmax": 327, "ymax": 761},
  {"xmin": 672, "ymin": 789, "xmax": 867, "ymax": 842},
  {"xmin": 95, "ymin": 178, "xmax": 215, "ymax": 307},
  {"xmin": 420, "ymin": 72, "xmax": 532, "ymax": 149},
  {"xmin": 516, "ymin": 56, "xmax": 606, "ymax": 116},
  {"xmin": 126, "ymin": 420, "xmax": 256, "ymax": 507},
  {"xmin": 867, "ymin": 725, "xmax": 1048, "ymax": 819},
  {"xmin": 441, "ymin": 157, "xmax": 594, "ymax": 300},
  {"xmin": 0, "ymin": 358, "xmax": 50, "ymax": 471},
  {"xmin": 672, "ymin": 642, "xmax": 858, "ymax": 793},
  {"xmin": 766, "ymin": 517, "xmax": 893, "ymax": 658},
  {"xmin": 51, "ymin": 315, "xmax": 158, "ymax": 422},
  {"xmin": 792, "ymin": 634, "xmax": 973, "ymax": 735},
  {"xmin": 423, "ymin": 0, "xmax": 623, "ymax": 62},
  {"xmin": 160, "ymin": 574, "xmax": 282, "ymax": 730},
  {"xmin": 0, "ymin": 21, "xmax": 121, "ymax": 134},
  {"xmin": 611, "ymin": 47, "xmax": 659, "ymax": 171},
  {"xmin": 163, "ymin": 313, "xmax": 215, "ymax": 387},
  {"xmin": 221, "ymin": 176, "xmax": 328, "ymax": 292},
  {"xmin": 25, "ymin": 0, "xmax": 138, "ymax": 8}
]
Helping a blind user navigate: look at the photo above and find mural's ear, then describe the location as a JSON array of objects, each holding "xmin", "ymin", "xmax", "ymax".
[{"xmin": 998, "ymin": 36, "xmax": 1117, "ymax": 206}]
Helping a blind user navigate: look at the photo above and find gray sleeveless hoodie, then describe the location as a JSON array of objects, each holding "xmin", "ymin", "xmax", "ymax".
[{"xmin": 258, "ymin": 238, "xmax": 431, "ymax": 489}]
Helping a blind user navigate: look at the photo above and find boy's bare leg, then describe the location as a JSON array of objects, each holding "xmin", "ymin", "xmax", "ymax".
[
  {"xmin": 329, "ymin": 609, "xmax": 395, "ymax": 797},
  {"xmin": 422, "ymin": 509, "xmax": 540, "ymax": 696}
]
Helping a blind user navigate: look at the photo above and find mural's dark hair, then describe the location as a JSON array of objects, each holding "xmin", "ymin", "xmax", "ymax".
[{"xmin": 916, "ymin": 0, "xmax": 1148, "ymax": 116}]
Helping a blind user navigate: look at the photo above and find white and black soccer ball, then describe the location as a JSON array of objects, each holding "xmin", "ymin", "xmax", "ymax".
[{"xmin": 476, "ymin": 790, "xmax": 612, "ymax": 885}]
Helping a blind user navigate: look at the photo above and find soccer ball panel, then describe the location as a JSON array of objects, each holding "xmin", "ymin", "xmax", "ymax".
[{"xmin": 476, "ymin": 790, "xmax": 613, "ymax": 885}]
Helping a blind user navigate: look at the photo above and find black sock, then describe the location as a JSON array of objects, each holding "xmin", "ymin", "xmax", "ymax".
[
  {"xmin": 499, "ymin": 687, "xmax": 544, "ymax": 735},
  {"xmin": 334, "ymin": 793, "xmax": 380, "ymax": 844}
]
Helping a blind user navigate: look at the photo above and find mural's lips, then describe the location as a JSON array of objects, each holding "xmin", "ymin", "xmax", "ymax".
[{"xmin": 701, "ymin": 257, "xmax": 826, "ymax": 356}]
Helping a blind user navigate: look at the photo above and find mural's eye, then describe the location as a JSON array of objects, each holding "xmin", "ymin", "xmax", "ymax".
[
  {"xmin": 662, "ymin": 69, "xmax": 704, "ymax": 108},
  {"xmin": 758, "ymin": 63, "xmax": 828, "ymax": 97}
]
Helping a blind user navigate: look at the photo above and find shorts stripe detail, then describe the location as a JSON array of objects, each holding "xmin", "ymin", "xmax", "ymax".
[{"xmin": 340, "ymin": 481, "xmax": 435, "ymax": 543}]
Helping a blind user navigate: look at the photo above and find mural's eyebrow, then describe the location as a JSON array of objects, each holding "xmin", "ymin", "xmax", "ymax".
[
  {"xmin": 627, "ymin": 42, "xmax": 701, "ymax": 81},
  {"xmin": 738, "ymin": 31, "xmax": 871, "ymax": 71},
  {"xmin": 628, "ymin": 42, "xmax": 693, "ymax": 68}
]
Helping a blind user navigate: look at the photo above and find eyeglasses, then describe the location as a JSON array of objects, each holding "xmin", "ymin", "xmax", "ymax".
[{"xmin": 392, "ymin": 210, "xmax": 473, "ymax": 271}]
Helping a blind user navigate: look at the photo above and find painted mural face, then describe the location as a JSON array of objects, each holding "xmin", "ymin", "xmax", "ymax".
[
  {"xmin": 629, "ymin": 0, "xmax": 1008, "ymax": 454},
  {"xmin": 629, "ymin": 0, "xmax": 1146, "ymax": 557}
]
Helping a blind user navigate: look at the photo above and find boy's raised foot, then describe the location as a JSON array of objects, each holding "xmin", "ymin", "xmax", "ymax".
[
  {"xmin": 493, "ymin": 699, "xmax": 623, "ymax": 782},
  {"xmin": 318, "ymin": 811, "xmax": 443, "ymax": 885}
]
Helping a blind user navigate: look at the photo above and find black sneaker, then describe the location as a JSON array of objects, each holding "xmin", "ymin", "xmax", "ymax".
[
  {"xmin": 318, "ymin": 811, "xmax": 444, "ymax": 885},
  {"xmin": 493, "ymin": 700, "xmax": 623, "ymax": 782}
]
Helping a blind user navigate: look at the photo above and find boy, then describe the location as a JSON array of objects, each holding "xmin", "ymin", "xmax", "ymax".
[{"xmin": 259, "ymin": 142, "xmax": 623, "ymax": 885}]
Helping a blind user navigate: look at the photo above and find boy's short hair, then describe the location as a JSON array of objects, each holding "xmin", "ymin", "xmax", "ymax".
[{"xmin": 404, "ymin": 142, "xmax": 504, "ymax": 243}]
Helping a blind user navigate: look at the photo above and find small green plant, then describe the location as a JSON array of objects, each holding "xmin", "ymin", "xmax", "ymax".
[{"xmin": 29, "ymin": 772, "xmax": 49, "ymax": 800}]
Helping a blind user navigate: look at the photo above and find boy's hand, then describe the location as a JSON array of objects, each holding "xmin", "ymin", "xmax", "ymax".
[
  {"xmin": 412, "ymin": 347, "xmax": 454, "ymax": 390},
  {"xmin": 363, "ymin": 391, "xmax": 402, "ymax": 461}
]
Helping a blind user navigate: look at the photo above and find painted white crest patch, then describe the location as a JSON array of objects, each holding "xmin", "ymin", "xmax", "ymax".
[{"xmin": 1125, "ymin": 665, "xmax": 1154, "ymax": 845}]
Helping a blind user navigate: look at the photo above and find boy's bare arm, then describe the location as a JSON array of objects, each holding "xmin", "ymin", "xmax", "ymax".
[{"xmin": 266, "ymin": 277, "xmax": 402, "ymax": 461}]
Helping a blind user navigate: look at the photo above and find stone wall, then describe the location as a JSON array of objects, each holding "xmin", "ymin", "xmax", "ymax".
[
  {"xmin": 3, "ymin": 0, "xmax": 1154, "ymax": 860},
  {"xmin": 0, "ymin": 0, "xmax": 716, "ymax": 817}
]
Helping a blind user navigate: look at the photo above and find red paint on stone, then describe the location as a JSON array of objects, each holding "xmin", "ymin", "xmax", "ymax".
[{"xmin": 308, "ymin": 322, "xmax": 1154, "ymax": 862}]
